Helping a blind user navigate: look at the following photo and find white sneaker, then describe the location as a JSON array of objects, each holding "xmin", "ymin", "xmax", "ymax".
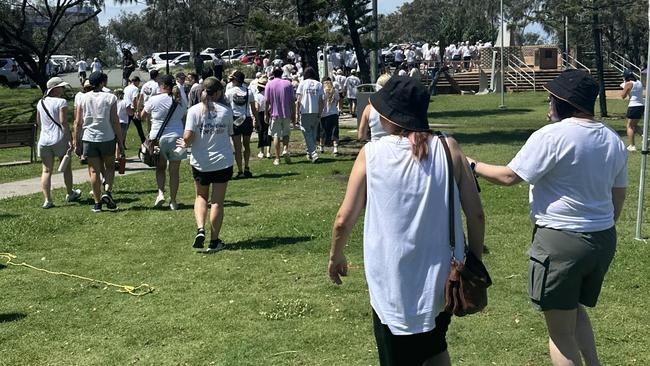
[
  {"xmin": 311, "ymin": 153, "xmax": 319, "ymax": 163},
  {"xmin": 282, "ymin": 147, "xmax": 288, "ymax": 156},
  {"xmin": 154, "ymin": 194, "xmax": 165, "ymax": 208},
  {"xmin": 169, "ymin": 202, "xmax": 179, "ymax": 211},
  {"xmin": 627, "ymin": 145, "xmax": 637, "ymax": 152},
  {"xmin": 265, "ymin": 152, "xmax": 271, "ymax": 159},
  {"xmin": 333, "ymin": 146, "xmax": 339, "ymax": 155},
  {"xmin": 65, "ymin": 189, "xmax": 82, "ymax": 202},
  {"xmin": 273, "ymin": 159, "xmax": 280, "ymax": 166},
  {"xmin": 42, "ymin": 201, "xmax": 54, "ymax": 209},
  {"xmin": 257, "ymin": 152, "xmax": 264, "ymax": 159}
]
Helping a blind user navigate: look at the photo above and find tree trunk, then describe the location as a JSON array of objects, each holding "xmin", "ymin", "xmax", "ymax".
[
  {"xmin": 345, "ymin": 6, "xmax": 371, "ymax": 83},
  {"xmin": 296, "ymin": 0, "xmax": 320, "ymax": 79},
  {"xmin": 592, "ymin": 13, "xmax": 607, "ymax": 117}
]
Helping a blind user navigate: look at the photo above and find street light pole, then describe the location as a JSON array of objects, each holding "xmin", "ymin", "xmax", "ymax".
[
  {"xmin": 499, "ymin": 0, "xmax": 506, "ymax": 109},
  {"xmin": 565, "ymin": 16, "xmax": 569, "ymax": 68},
  {"xmin": 165, "ymin": 0, "xmax": 169, "ymax": 75},
  {"xmin": 371, "ymin": 0, "xmax": 378, "ymax": 82}
]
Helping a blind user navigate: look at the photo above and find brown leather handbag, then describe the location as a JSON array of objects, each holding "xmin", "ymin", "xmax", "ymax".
[{"xmin": 436, "ymin": 132, "xmax": 492, "ymax": 317}]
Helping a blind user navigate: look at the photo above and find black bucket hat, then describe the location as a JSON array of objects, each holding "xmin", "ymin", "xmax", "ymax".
[
  {"xmin": 544, "ymin": 69, "xmax": 598, "ymax": 116},
  {"xmin": 368, "ymin": 76, "xmax": 430, "ymax": 131}
]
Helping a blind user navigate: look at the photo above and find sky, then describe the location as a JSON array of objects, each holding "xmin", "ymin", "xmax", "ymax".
[{"xmin": 97, "ymin": 0, "xmax": 410, "ymax": 26}]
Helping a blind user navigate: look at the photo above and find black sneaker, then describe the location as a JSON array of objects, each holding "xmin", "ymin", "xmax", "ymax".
[
  {"xmin": 101, "ymin": 192, "xmax": 117, "ymax": 211},
  {"xmin": 243, "ymin": 168, "xmax": 253, "ymax": 178},
  {"xmin": 193, "ymin": 229, "xmax": 206, "ymax": 249},
  {"xmin": 207, "ymin": 239, "xmax": 225, "ymax": 253},
  {"xmin": 235, "ymin": 171, "xmax": 245, "ymax": 179},
  {"xmin": 91, "ymin": 202, "xmax": 102, "ymax": 213}
]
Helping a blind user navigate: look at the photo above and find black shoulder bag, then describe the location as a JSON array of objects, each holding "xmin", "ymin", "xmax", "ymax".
[
  {"xmin": 436, "ymin": 131, "xmax": 492, "ymax": 317},
  {"xmin": 139, "ymin": 98, "xmax": 178, "ymax": 167}
]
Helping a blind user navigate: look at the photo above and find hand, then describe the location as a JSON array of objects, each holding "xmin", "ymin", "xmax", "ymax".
[
  {"xmin": 176, "ymin": 138, "xmax": 187, "ymax": 149},
  {"xmin": 328, "ymin": 253, "xmax": 348, "ymax": 285},
  {"xmin": 466, "ymin": 156, "xmax": 477, "ymax": 166}
]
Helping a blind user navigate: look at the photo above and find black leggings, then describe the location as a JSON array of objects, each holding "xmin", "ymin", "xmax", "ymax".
[
  {"xmin": 129, "ymin": 115, "xmax": 146, "ymax": 144},
  {"xmin": 257, "ymin": 112, "xmax": 271, "ymax": 148}
]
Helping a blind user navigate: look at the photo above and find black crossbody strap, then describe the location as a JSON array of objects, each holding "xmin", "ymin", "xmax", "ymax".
[
  {"xmin": 155, "ymin": 97, "xmax": 178, "ymax": 141},
  {"xmin": 435, "ymin": 131, "xmax": 456, "ymax": 256},
  {"xmin": 40, "ymin": 99, "xmax": 63, "ymax": 131}
]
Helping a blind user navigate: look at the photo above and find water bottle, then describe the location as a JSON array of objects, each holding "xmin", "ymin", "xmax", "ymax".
[{"xmin": 57, "ymin": 154, "xmax": 70, "ymax": 173}]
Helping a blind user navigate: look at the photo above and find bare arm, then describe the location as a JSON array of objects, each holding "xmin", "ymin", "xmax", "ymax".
[
  {"xmin": 58, "ymin": 105, "xmax": 71, "ymax": 144},
  {"xmin": 448, "ymin": 137, "xmax": 485, "ymax": 258},
  {"xmin": 73, "ymin": 105, "xmax": 83, "ymax": 149},
  {"xmin": 110, "ymin": 103, "xmax": 124, "ymax": 153},
  {"xmin": 329, "ymin": 147, "xmax": 367, "ymax": 284},
  {"xmin": 621, "ymin": 81, "xmax": 632, "ymax": 99},
  {"xmin": 612, "ymin": 187, "xmax": 626, "ymax": 222},
  {"xmin": 357, "ymin": 104, "xmax": 371, "ymax": 141},
  {"xmin": 468, "ymin": 158, "xmax": 523, "ymax": 186}
]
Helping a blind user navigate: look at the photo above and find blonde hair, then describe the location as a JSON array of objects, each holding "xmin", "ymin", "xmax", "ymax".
[
  {"xmin": 376, "ymin": 74, "xmax": 391, "ymax": 91},
  {"xmin": 323, "ymin": 80, "xmax": 335, "ymax": 104},
  {"xmin": 113, "ymin": 88, "xmax": 124, "ymax": 99},
  {"xmin": 171, "ymin": 85, "xmax": 181, "ymax": 103}
]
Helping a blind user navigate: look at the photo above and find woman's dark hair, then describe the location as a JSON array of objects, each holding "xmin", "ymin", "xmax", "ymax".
[
  {"xmin": 551, "ymin": 95, "xmax": 584, "ymax": 120},
  {"xmin": 624, "ymin": 71, "xmax": 638, "ymax": 82},
  {"xmin": 272, "ymin": 67, "xmax": 283, "ymax": 78},
  {"xmin": 303, "ymin": 67, "xmax": 317, "ymax": 80},
  {"xmin": 321, "ymin": 76, "xmax": 331, "ymax": 82}
]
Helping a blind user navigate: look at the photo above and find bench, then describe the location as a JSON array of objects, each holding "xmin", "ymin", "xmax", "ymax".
[{"xmin": 0, "ymin": 123, "xmax": 36, "ymax": 163}]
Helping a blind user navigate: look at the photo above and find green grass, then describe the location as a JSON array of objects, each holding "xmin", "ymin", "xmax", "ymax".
[{"xmin": 1, "ymin": 92, "xmax": 649, "ymax": 365}]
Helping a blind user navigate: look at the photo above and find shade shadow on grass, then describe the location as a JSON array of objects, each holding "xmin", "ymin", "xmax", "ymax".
[
  {"xmin": 225, "ymin": 235, "xmax": 313, "ymax": 250},
  {"xmin": 0, "ymin": 312, "xmax": 26, "ymax": 323},
  {"xmin": 255, "ymin": 172, "xmax": 300, "ymax": 179},
  {"xmin": 428, "ymin": 108, "xmax": 534, "ymax": 119},
  {"xmin": 0, "ymin": 212, "xmax": 20, "ymax": 220},
  {"xmin": 449, "ymin": 129, "xmax": 536, "ymax": 145}
]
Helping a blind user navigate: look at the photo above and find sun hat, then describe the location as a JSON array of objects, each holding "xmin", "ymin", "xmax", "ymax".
[
  {"xmin": 202, "ymin": 76, "xmax": 223, "ymax": 94},
  {"xmin": 88, "ymin": 71, "xmax": 103, "ymax": 87},
  {"xmin": 45, "ymin": 76, "xmax": 69, "ymax": 95},
  {"xmin": 257, "ymin": 77, "xmax": 268, "ymax": 89},
  {"xmin": 229, "ymin": 70, "xmax": 245, "ymax": 83},
  {"xmin": 336, "ymin": 69, "xmax": 344, "ymax": 75},
  {"xmin": 369, "ymin": 76, "xmax": 430, "ymax": 131},
  {"xmin": 544, "ymin": 69, "xmax": 598, "ymax": 116}
]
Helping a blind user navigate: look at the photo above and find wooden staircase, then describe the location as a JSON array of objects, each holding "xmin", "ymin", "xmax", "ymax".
[{"xmin": 428, "ymin": 68, "xmax": 623, "ymax": 94}]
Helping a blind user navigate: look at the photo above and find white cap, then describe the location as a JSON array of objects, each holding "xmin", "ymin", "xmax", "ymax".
[{"xmin": 45, "ymin": 76, "xmax": 70, "ymax": 96}]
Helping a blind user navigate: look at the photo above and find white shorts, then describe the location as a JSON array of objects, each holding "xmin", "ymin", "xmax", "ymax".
[{"xmin": 269, "ymin": 117, "xmax": 291, "ymax": 138}]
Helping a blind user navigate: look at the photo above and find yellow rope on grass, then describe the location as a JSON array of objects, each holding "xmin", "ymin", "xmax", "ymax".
[{"xmin": 0, "ymin": 253, "xmax": 154, "ymax": 296}]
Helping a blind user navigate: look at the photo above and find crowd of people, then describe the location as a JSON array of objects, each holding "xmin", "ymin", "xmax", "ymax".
[{"xmin": 34, "ymin": 46, "xmax": 633, "ymax": 365}]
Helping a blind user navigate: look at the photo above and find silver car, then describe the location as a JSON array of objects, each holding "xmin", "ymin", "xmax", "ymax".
[{"xmin": 0, "ymin": 58, "xmax": 22, "ymax": 87}]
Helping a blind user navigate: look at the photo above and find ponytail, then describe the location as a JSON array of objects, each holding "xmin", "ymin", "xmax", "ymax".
[{"xmin": 200, "ymin": 90, "xmax": 213, "ymax": 115}]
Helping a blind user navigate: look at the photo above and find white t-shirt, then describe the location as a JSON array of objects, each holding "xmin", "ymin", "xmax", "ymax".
[
  {"xmin": 80, "ymin": 91, "xmax": 117, "ymax": 143},
  {"xmin": 628, "ymin": 80, "xmax": 644, "ymax": 107},
  {"xmin": 344, "ymin": 76, "xmax": 360, "ymax": 99},
  {"xmin": 185, "ymin": 102, "xmax": 234, "ymax": 172},
  {"xmin": 296, "ymin": 79, "xmax": 324, "ymax": 114},
  {"xmin": 321, "ymin": 92, "xmax": 339, "ymax": 117},
  {"xmin": 394, "ymin": 49, "xmax": 404, "ymax": 62},
  {"xmin": 74, "ymin": 92, "xmax": 85, "ymax": 108},
  {"xmin": 76, "ymin": 60, "xmax": 87, "ymax": 72},
  {"xmin": 140, "ymin": 80, "xmax": 160, "ymax": 103},
  {"xmin": 508, "ymin": 118, "xmax": 628, "ymax": 232},
  {"xmin": 397, "ymin": 69, "xmax": 407, "ymax": 77},
  {"xmin": 144, "ymin": 94, "xmax": 187, "ymax": 139},
  {"xmin": 117, "ymin": 99, "xmax": 129, "ymax": 125},
  {"xmin": 334, "ymin": 75, "xmax": 347, "ymax": 93},
  {"xmin": 123, "ymin": 84, "xmax": 139, "ymax": 108},
  {"xmin": 405, "ymin": 49, "xmax": 415, "ymax": 63},
  {"xmin": 224, "ymin": 85, "xmax": 254, "ymax": 118},
  {"xmin": 91, "ymin": 61, "xmax": 102, "ymax": 73},
  {"xmin": 254, "ymin": 93, "xmax": 265, "ymax": 113},
  {"xmin": 37, "ymin": 97, "xmax": 67, "ymax": 146}
]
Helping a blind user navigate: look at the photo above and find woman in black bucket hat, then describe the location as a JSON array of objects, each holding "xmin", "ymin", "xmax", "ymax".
[
  {"xmin": 468, "ymin": 69, "xmax": 628, "ymax": 365},
  {"xmin": 327, "ymin": 76, "xmax": 485, "ymax": 365}
]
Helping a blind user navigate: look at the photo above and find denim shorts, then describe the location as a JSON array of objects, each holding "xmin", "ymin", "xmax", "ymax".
[
  {"xmin": 528, "ymin": 226, "xmax": 616, "ymax": 311},
  {"xmin": 159, "ymin": 134, "xmax": 185, "ymax": 161}
]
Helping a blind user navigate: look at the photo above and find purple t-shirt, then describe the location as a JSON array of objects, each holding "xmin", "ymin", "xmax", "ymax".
[{"xmin": 264, "ymin": 78, "xmax": 294, "ymax": 119}]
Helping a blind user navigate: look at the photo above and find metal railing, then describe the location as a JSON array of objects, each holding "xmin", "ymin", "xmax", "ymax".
[
  {"xmin": 562, "ymin": 52, "xmax": 591, "ymax": 73},
  {"xmin": 608, "ymin": 52, "xmax": 642, "ymax": 79},
  {"xmin": 505, "ymin": 53, "xmax": 536, "ymax": 91}
]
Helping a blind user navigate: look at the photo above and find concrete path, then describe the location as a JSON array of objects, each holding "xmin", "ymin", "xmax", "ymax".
[{"xmin": 0, "ymin": 158, "xmax": 152, "ymax": 200}]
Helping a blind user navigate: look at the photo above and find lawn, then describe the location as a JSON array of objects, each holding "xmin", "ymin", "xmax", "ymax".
[{"xmin": 1, "ymin": 91, "xmax": 649, "ymax": 365}]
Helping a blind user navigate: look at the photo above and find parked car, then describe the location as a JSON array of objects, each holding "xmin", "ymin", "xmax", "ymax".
[
  {"xmin": 51, "ymin": 55, "xmax": 75, "ymax": 73},
  {"xmin": 220, "ymin": 49, "xmax": 244, "ymax": 63},
  {"xmin": 202, "ymin": 47, "xmax": 225, "ymax": 55},
  {"xmin": 0, "ymin": 58, "xmax": 22, "ymax": 87},
  {"xmin": 138, "ymin": 55, "xmax": 150, "ymax": 71},
  {"xmin": 238, "ymin": 51, "xmax": 259, "ymax": 64},
  {"xmin": 147, "ymin": 51, "xmax": 187, "ymax": 70}
]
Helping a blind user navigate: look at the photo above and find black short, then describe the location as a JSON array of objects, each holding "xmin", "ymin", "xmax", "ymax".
[
  {"xmin": 79, "ymin": 71, "xmax": 87, "ymax": 79},
  {"xmin": 232, "ymin": 116, "xmax": 254, "ymax": 136},
  {"xmin": 627, "ymin": 106, "xmax": 644, "ymax": 120},
  {"xmin": 372, "ymin": 309, "xmax": 451, "ymax": 366},
  {"xmin": 192, "ymin": 165, "xmax": 233, "ymax": 186}
]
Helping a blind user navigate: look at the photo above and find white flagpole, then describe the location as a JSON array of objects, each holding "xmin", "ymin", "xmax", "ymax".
[{"xmin": 634, "ymin": 0, "xmax": 650, "ymax": 240}]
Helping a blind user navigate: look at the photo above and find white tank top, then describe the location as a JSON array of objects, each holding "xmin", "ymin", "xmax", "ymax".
[
  {"xmin": 629, "ymin": 80, "xmax": 644, "ymax": 107},
  {"xmin": 363, "ymin": 135, "xmax": 465, "ymax": 335},
  {"xmin": 368, "ymin": 106, "xmax": 388, "ymax": 141}
]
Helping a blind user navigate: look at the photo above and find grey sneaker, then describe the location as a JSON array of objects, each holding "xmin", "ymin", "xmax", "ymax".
[
  {"xmin": 206, "ymin": 239, "xmax": 225, "ymax": 253},
  {"xmin": 42, "ymin": 201, "xmax": 54, "ymax": 209},
  {"xmin": 65, "ymin": 189, "xmax": 82, "ymax": 202}
]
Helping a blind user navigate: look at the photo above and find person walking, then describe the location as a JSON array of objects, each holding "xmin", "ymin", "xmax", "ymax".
[
  {"xmin": 76, "ymin": 59, "xmax": 87, "ymax": 85},
  {"xmin": 621, "ymin": 69, "xmax": 645, "ymax": 151},
  {"xmin": 334, "ymin": 69, "xmax": 347, "ymax": 114},
  {"xmin": 74, "ymin": 71, "xmax": 124, "ymax": 212},
  {"xmin": 114, "ymin": 88, "xmax": 131, "ymax": 162},
  {"xmin": 123, "ymin": 76, "xmax": 142, "ymax": 146},
  {"xmin": 344, "ymin": 70, "xmax": 361, "ymax": 117},
  {"xmin": 176, "ymin": 77, "xmax": 233, "ymax": 252},
  {"xmin": 468, "ymin": 70, "xmax": 627, "ymax": 366},
  {"xmin": 319, "ymin": 79, "xmax": 340, "ymax": 155},
  {"xmin": 225, "ymin": 70, "xmax": 257, "ymax": 178},
  {"xmin": 296, "ymin": 67, "xmax": 324, "ymax": 162},
  {"xmin": 254, "ymin": 77, "xmax": 271, "ymax": 159},
  {"xmin": 328, "ymin": 76, "xmax": 485, "ymax": 366},
  {"xmin": 37, "ymin": 77, "xmax": 82, "ymax": 208},
  {"xmin": 265, "ymin": 67, "xmax": 295, "ymax": 166},
  {"xmin": 141, "ymin": 74, "xmax": 188, "ymax": 210},
  {"xmin": 91, "ymin": 58, "xmax": 102, "ymax": 73}
]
